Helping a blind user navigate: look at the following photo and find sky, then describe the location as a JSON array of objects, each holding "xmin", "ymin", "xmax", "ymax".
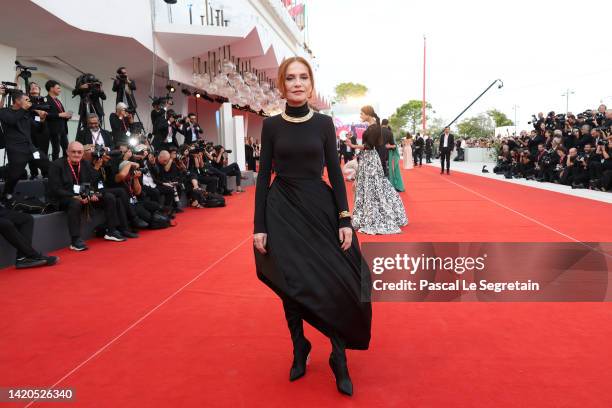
[{"xmin": 305, "ymin": 0, "xmax": 612, "ymax": 131}]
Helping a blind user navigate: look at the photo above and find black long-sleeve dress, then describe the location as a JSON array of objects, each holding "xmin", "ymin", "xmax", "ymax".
[{"xmin": 254, "ymin": 103, "xmax": 372, "ymax": 350}]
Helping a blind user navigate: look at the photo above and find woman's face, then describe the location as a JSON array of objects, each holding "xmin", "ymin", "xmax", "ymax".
[
  {"xmin": 283, "ymin": 62, "xmax": 312, "ymax": 106},
  {"xmin": 360, "ymin": 111, "xmax": 369, "ymax": 123}
]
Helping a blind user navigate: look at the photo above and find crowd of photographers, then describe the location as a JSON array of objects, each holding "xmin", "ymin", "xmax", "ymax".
[
  {"xmin": 0, "ymin": 64, "xmax": 245, "ymax": 269},
  {"xmin": 494, "ymin": 105, "xmax": 612, "ymax": 192}
]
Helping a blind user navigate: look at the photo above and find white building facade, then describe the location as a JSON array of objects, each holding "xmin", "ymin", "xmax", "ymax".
[{"xmin": 0, "ymin": 0, "xmax": 329, "ymax": 166}]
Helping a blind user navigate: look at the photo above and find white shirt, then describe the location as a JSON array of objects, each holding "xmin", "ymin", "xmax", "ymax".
[
  {"xmin": 442, "ymin": 133, "xmax": 450, "ymax": 147},
  {"xmin": 91, "ymin": 129, "xmax": 105, "ymax": 147}
]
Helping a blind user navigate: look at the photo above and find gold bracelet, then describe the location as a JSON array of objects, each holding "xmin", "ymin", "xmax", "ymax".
[{"xmin": 339, "ymin": 211, "xmax": 352, "ymax": 219}]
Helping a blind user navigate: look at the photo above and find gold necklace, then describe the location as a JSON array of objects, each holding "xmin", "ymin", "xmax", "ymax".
[{"xmin": 281, "ymin": 108, "xmax": 314, "ymax": 123}]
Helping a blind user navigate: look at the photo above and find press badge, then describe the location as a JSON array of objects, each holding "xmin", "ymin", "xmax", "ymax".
[
  {"xmin": 34, "ymin": 116, "xmax": 41, "ymax": 122},
  {"xmin": 98, "ymin": 181, "xmax": 104, "ymax": 190},
  {"xmin": 73, "ymin": 185, "xmax": 81, "ymax": 194},
  {"xmin": 125, "ymin": 131, "xmax": 131, "ymax": 137},
  {"xmin": 130, "ymin": 196, "xmax": 137, "ymax": 204},
  {"xmin": 166, "ymin": 136, "xmax": 172, "ymax": 143},
  {"xmin": 33, "ymin": 151, "xmax": 41, "ymax": 159}
]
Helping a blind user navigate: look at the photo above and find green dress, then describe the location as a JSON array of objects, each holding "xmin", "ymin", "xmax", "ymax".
[{"xmin": 387, "ymin": 138, "xmax": 405, "ymax": 192}]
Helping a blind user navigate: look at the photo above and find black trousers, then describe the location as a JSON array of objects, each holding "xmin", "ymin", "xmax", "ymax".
[
  {"xmin": 414, "ymin": 148, "xmax": 423, "ymax": 166},
  {"xmin": 425, "ymin": 149, "xmax": 432, "ymax": 162},
  {"xmin": 0, "ymin": 210, "xmax": 38, "ymax": 259},
  {"xmin": 218, "ymin": 163, "xmax": 242, "ymax": 187},
  {"xmin": 196, "ymin": 174, "xmax": 219, "ymax": 193},
  {"xmin": 205, "ymin": 166, "xmax": 229, "ymax": 192},
  {"xmin": 440, "ymin": 148, "xmax": 451, "ymax": 171},
  {"xmin": 104, "ymin": 187, "xmax": 136, "ymax": 230},
  {"xmin": 58, "ymin": 193, "xmax": 119, "ymax": 239},
  {"xmin": 48, "ymin": 131, "xmax": 68, "ymax": 161},
  {"xmin": 3, "ymin": 150, "xmax": 49, "ymax": 197}
]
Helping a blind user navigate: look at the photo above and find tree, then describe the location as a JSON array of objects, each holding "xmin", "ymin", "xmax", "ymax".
[
  {"xmin": 427, "ymin": 117, "xmax": 448, "ymax": 140},
  {"xmin": 389, "ymin": 100, "xmax": 433, "ymax": 134},
  {"xmin": 457, "ymin": 114, "xmax": 494, "ymax": 139},
  {"xmin": 486, "ymin": 109, "xmax": 513, "ymax": 127},
  {"xmin": 334, "ymin": 82, "xmax": 368, "ymax": 102}
]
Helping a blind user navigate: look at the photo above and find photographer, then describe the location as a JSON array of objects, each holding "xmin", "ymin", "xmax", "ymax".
[
  {"xmin": 44, "ymin": 80, "xmax": 72, "ymax": 160},
  {"xmin": 73, "ymin": 73, "xmax": 106, "ymax": 130},
  {"xmin": 112, "ymin": 67, "xmax": 137, "ymax": 112},
  {"xmin": 47, "ymin": 141, "xmax": 127, "ymax": 251},
  {"xmin": 109, "ymin": 103, "xmax": 134, "ymax": 146},
  {"xmin": 76, "ymin": 113, "xmax": 113, "ymax": 151},
  {"xmin": 575, "ymin": 125, "xmax": 595, "ymax": 151},
  {"xmin": 591, "ymin": 135, "xmax": 612, "ymax": 191},
  {"xmin": 26, "ymin": 82, "xmax": 49, "ymax": 179},
  {"xmin": 90, "ymin": 147, "xmax": 147, "ymax": 236},
  {"xmin": 210, "ymin": 145, "xmax": 245, "ymax": 193},
  {"xmin": 0, "ymin": 91, "xmax": 49, "ymax": 201},
  {"xmin": 515, "ymin": 149, "xmax": 535, "ymax": 179},
  {"xmin": 181, "ymin": 113, "xmax": 204, "ymax": 145},
  {"xmin": 153, "ymin": 109, "xmax": 183, "ymax": 152},
  {"xmin": 154, "ymin": 150, "xmax": 186, "ymax": 213},
  {"xmin": 150, "ymin": 97, "xmax": 169, "ymax": 126},
  {"xmin": 528, "ymin": 128, "xmax": 545, "ymax": 156},
  {"xmin": 179, "ymin": 144, "xmax": 219, "ymax": 195}
]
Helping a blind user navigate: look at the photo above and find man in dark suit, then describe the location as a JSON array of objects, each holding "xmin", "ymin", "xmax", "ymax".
[
  {"xmin": 425, "ymin": 134, "xmax": 434, "ymax": 163},
  {"xmin": 44, "ymin": 80, "xmax": 73, "ymax": 160},
  {"xmin": 76, "ymin": 114, "xmax": 113, "ymax": 151},
  {"xmin": 48, "ymin": 141, "xmax": 126, "ymax": 251},
  {"xmin": 181, "ymin": 113, "xmax": 204, "ymax": 145},
  {"xmin": 439, "ymin": 127, "xmax": 455, "ymax": 174},
  {"xmin": 0, "ymin": 91, "xmax": 49, "ymax": 200},
  {"xmin": 413, "ymin": 133, "xmax": 425, "ymax": 167},
  {"xmin": 112, "ymin": 67, "xmax": 137, "ymax": 112},
  {"xmin": 72, "ymin": 73, "xmax": 106, "ymax": 131},
  {"xmin": 153, "ymin": 109, "xmax": 183, "ymax": 151}
]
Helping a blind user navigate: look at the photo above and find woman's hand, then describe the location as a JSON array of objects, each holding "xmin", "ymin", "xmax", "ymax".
[
  {"xmin": 339, "ymin": 227, "xmax": 352, "ymax": 251},
  {"xmin": 254, "ymin": 233, "xmax": 268, "ymax": 254}
]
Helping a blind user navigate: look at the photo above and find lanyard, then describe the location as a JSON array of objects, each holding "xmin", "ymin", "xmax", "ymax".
[
  {"xmin": 68, "ymin": 160, "xmax": 81, "ymax": 184},
  {"xmin": 51, "ymin": 97, "xmax": 64, "ymax": 112},
  {"xmin": 92, "ymin": 130, "xmax": 102, "ymax": 145},
  {"xmin": 122, "ymin": 118, "xmax": 128, "ymax": 131}
]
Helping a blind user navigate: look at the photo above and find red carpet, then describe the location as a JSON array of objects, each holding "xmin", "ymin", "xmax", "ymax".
[{"xmin": 1, "ymin": 165, "xmax": 611, "ymax": 407}]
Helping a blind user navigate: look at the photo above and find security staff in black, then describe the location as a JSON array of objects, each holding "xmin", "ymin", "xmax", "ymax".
[{"xmin": 0, "ymin": 91, "xmax": 49, "ymax": 200}]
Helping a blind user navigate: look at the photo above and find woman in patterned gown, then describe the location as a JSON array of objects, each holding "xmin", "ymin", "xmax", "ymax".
[{"xmin": 344, "ymin": 106, "xmax": 408, "ymax": 234}]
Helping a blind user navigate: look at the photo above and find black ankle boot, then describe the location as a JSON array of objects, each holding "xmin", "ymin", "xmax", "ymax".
[
  {"xmin": 289, "ymin": 338, "xmax": 311, "ymax": 381},
  {"xmin": 329, "ymin": 335, "xmax": 353, "ymax": 396}
]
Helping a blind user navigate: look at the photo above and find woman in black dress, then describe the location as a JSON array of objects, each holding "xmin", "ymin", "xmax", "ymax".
[{"xmin": 253, "ymin": 57, "xmax": 371, "ymax": 396}]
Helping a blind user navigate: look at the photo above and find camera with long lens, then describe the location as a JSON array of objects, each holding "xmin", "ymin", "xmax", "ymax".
[
  {"xmin": 91, "ymin": 146, "xmax": 107, "ymax": 160},
  {"xmin": 15, "ymin": 60, "xmax": 37, "ymax": 81},
  {"xmin": 79, "ymin": 182, "xmax": 96, "ymax": 199},
  {"xmin": 214, "ymin": 145, "xmax": 232, "ymax": 154},
  {"xmin": 527, "ymin": 114, "xmax": 539, "ymax": 126}
]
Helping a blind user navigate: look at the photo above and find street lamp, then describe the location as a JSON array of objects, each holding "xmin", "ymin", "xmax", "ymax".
[
  {"xmin": 561, "ymin": 89, "xmax": 575, "ymax": 113},
  {"xmin": 512, "ymin": 104, "xmax": 519, "ymax": 136}
]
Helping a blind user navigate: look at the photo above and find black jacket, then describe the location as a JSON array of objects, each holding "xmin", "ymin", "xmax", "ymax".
[
  {"xmin": 44, "ymin": 95, "xmax": 69, "ymax": 136},
  {"xmin": 153, "ymin": 116, "xmax": 183, "ymax": 149},
  {"xmin": 112, "ymin": 78, "xmax": 137, "ymax": 110},
  {"xmin": 0, "ymin": 108, "xmax": 38, "ymax": 154},
  {"xmin": 438, "ymin": 133, "xmax": 455, "ymax": 151},
  {"xmin": 76, "ymin": 128, "xmax": 114, "ymax": 149},
  {"xmin": 182, "ymin": 123, "xmax": 203, "ymax": 144},
  {"xmin": 48, "ymin": 158, "xmax": 99, "ymax": 201}
]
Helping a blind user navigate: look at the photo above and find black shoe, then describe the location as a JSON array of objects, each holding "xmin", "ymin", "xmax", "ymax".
[
  {"xmin": 15, "ymin": 256, "xmax": 48, "ymax": 269},
  {"xmin": 446, "ymin": 170, "xmax": 450, "ymax": 175},
  {"xmin": 132, "ymin": 217, "xmax": 149, "ymax": 229},
  {"xmin": 104, "ymin": 230, "xmax": 126, "ymax": 242},
  {"xmin": 329, "ymin": 354, "xmax": 353, "ymax": 396},
  {"xmin": 222, "ymin": 189, "xmax": 233, "ymax": 196},
  {"xmin": 440, "ymin": 170, "xmax": 444, "ymax": 174},
  {"xmin": 289, "ymin": 339, "xmax": 312, "ymax": 382},
  {"xmin": 174, "ymin": 207, "xmax": 184, "ymax": 213},
  {"xmin": 70, "ymin": 238, "xmax": 88, "ymax": 251},
  {"xmin": 120, "ymin": 230, "xmax": 139, "ymax": 239},
  {"xmin": 39, "ymin": 255, "xmax": 59, "ymax": 266}
]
